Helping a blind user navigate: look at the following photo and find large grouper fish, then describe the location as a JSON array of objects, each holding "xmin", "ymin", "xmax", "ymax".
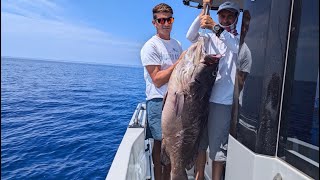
[{"xmin": 161, "ymin": 36, "xmax": 221, "ymax": 179}]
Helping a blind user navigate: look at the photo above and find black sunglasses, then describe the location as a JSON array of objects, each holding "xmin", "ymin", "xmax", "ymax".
[{"xmin": 155, "ymin": 17, "xmax": 174, "ymax": 24}]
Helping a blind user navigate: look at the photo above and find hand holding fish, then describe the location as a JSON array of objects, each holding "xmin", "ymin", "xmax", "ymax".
[
  {"xmin": 200, "ymin": 0, "xmax": 217, "ymax": 30},
  {"xmin": 200, "ymin": 14, "xmax": 217, "ymax": 30},
  {"xmin": 203, "ymin": 0, "xmax": 212, "ymax": 6}
]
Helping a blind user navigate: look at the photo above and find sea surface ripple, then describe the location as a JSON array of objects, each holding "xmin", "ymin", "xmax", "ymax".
[{"xmin": 1, "ymin": 57, "xmax": 146, "ymax": 180}]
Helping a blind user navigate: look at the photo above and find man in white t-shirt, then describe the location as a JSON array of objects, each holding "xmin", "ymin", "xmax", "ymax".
[
  {"xmin": 140, "ymin": 3, "xmax": 183, "ymax": 180},
  {"xmin": 186, "ymin": 1, "xmax": 240, "ymax": 179}
]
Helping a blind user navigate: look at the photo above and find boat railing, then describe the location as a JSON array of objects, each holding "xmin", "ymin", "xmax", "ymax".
[
  {"xmin": 129, "ymin": 103, "xmax": 145, "ymax": 128},
  {"xmin": 106, "ymin": 102, "xmax": 155, "ymax": 180}
]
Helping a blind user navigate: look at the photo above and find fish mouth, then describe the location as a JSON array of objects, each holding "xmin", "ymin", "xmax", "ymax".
[{"xmin": 202, "ymin": 54, "xmax": 221, "ymax": 65}]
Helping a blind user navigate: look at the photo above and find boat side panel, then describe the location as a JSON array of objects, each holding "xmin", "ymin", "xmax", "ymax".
[{"xmin": 226, "ymin": 135, "xmax": 313, "ymax": 180}]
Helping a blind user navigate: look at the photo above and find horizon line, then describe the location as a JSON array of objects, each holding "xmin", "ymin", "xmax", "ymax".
[{"xmin": 1, "ymin": 56, "xmax": 143, "ymax": 68}]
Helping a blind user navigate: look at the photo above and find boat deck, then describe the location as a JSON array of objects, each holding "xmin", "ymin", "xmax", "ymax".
[
  {"xmin": 106, "ymin": 103, "xmax": 213, "ymax": 180},
  {"xmin": 146, "ymin": 138, "xmax": 212, "ymax": 180}
]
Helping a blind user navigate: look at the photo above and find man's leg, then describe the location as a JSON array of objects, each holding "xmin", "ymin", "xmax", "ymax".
[
  {"xmin": 153, "ymin": 140, "xmax": 162, "ymax": 180},
  {"xmin": 212, "ymin": 161, "xmax": 224, "ymax": 180},
  {"xmin": 195, "ymin": 122, "xmax": 209, "ymax": 180},
  {"xmin": 152, "ymin": 140, "xmax": 171, "ymax": 180},
  {"xmin": 207, "ymin": 103, "xmax": 232, "ymax": 180},
  {"xmin": 195, "ymin": 150, "xmax": 206, "ymax": 180},
  {"xmin": 146, "ymin": 98, "xmax": 164, "ymax": 180}
]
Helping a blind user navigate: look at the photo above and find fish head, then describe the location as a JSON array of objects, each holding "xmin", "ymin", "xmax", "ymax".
[
  {"xmin": 202, "ymin": 54, "xmax": 222, "ymax": 66},
  {"xmin": 171, "ymin": 37, "xmax": 221, "ymax": 91}
]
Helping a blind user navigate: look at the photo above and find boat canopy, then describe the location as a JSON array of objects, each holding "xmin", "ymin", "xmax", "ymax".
[{"xmin": 183, "ymin": 0, "xmax": 244, "ymax": 11}]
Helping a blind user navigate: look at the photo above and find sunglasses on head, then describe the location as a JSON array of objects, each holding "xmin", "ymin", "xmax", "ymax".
[{"xmin": 155, "ymin": 17, "xmax": 174, "ymax": 24}]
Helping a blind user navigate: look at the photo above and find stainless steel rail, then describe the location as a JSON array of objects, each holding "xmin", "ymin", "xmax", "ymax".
[{"xmin": 129, "ymin": 103, "xmax": 145, "ymax": 128}]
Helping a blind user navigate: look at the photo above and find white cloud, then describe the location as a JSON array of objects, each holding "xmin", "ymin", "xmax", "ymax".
[
  {"xmin": 1, "ymin": 0, "xmax": 142, "ymax": 66},
  {"xmin": 2, "ymin": 0, "xmax": 64, "ymax": 20}
]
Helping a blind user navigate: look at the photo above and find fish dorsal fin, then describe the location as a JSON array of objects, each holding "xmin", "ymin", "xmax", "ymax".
[{"xmin": 174, "ymin": 91, "xmax": 185, "ymax": 117}]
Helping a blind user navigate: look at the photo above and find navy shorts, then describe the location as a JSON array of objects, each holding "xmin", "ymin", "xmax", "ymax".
[{"xmin": 145, "ymin": 98, "xmax": 163, "ymax": 141}]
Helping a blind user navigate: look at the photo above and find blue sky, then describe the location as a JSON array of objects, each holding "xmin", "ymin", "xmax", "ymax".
[{"xmin": 1, "ymin": 0, "xmax": 242, "ymax": 66}]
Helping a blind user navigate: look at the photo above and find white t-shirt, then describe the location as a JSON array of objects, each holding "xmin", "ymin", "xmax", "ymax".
[
  {"xmin": 186, "ymin": 16, "xmax": 240, "ymax": 105},
  {"xmin": 238, "ymin": 43, "xmax": 252, "ymax": 74},
  {"xmin": 141, "ymin": 35, "xmax": 183, "ymax": 100},
  {"xmin": 238, "ymin": 42, "xmax": 252, "ymax": 106}
]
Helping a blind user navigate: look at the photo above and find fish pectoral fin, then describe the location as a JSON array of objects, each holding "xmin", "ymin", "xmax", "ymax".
[
  {"xmin": 162, "ymin": 91, "xmax": 168, "ymax": 111},
  {"xmin": 174, "ymin": 91, "xmax": 185, "ymax": 117}
]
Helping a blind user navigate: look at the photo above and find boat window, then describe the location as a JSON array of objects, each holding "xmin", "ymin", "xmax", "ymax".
[
  {"xmin": 277, "ymin": 0, "xmax": 319, "ymax": 179},
  {"xmin": 230, "ymin": 0, "xmax": 318, "ymax": 178},
  {"xmin": 231, "ymin": 0, "xmax": 292, "ymax": 156}
]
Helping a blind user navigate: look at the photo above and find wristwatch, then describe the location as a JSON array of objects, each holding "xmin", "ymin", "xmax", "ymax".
[{"xmin": 212, "ymin": 24, "xmax": 224, "ymax": 37}]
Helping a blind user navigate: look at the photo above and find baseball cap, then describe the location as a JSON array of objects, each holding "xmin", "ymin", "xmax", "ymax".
[{"xmin": 217, "ymin": 1, "xmax": 240, "ymax": 15}]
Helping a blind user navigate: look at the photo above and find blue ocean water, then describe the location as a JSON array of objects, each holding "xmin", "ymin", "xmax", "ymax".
[{"xmin": 1, "ymin": 57, "xmax": 146, "ymax": 180}]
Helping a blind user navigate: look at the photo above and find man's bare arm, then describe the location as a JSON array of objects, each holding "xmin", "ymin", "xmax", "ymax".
[{"xmin": 146, "ymin": 51, "xmax": 186, "ymax": 88}]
